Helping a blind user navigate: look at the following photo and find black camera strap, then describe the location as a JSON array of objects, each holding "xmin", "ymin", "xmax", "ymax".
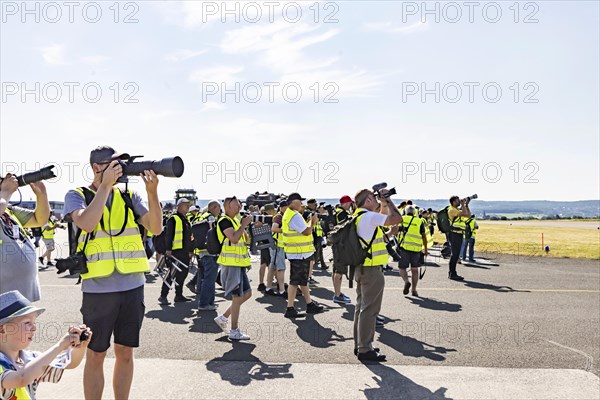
[{"xmin": 397, "ymin": 216, "xmax": 415, "ymax": 248}]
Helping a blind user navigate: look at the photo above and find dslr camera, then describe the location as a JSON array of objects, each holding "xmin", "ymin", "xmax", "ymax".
[
  {"xmin": 373, "ymin": 183, "xmax": 397, "ymax": 199},
  {"xmin": 0, "ymin": 166, "xmax": 57, "ymax": 187},
  {"xmin": 115, "ymin": 155, "xmax": 184, "ymax": 183},
  {"xmin": 55, "ymin": 253, "xmax": 88, "ymax": 276},
  {"xmin": 461, "ymin": 194, "xmax": 478, "ymax": 203}
]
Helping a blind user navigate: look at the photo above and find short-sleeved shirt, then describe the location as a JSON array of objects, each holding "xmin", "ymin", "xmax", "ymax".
[
  {"xmin": 356, "ymin": 209, "xmax": 388, "ymax": 242},
  {"xmin": 0, "ymin": 207, "xmax": 40, "ymax": 302},
  {"xmin": 0, "ymin": 350, "xmax": 64, "ymax": 400},
  {"xmin": 64, "ymin": 187, "xmax": 148, "ymax": 294},
  {"xmin": 285, "ymin": 213, "xmax": 314, "ymax": 260}
]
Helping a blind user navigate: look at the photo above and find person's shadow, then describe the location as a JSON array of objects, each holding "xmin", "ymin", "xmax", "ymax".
[
  {"xmin": 407, "ymin": 296, "xmax": 462, "ymax": 312},
  {"xmin": 254, "ymin": 293, "xmax": 288, "ymax": 314},
  {"xmin": 361, "ymin": 363, "xmax": 451, "ymax": 400},
  {"xmin": 378, "ymin": 327, "xmax": 456, "ymax": 361},
  {"xmin": 205, "ymin": 342, "xmax": 293, "ymax": 386},
  {"xmin": 463, "ymin": 280, "xmax": 530, "ymax": 293},
  {"xmin": 289, "ymin": 315, "xmax": 351, "ymax": 348},
  {"xmin": 145, "ymin": 300, "xmax": 196, "ymax": 325}
]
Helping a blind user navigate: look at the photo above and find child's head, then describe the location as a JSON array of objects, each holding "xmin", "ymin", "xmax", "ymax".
[{"xmin": 0, "ymin": 291, "xmax": 45, "ymax": 351}]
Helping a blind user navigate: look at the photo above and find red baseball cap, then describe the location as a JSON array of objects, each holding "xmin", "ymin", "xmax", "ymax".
[{"xmin": 339, "ymin": 195, "xmax": 353, "ymax": 204}]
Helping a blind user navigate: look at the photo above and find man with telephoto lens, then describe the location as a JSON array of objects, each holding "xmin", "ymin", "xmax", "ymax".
[
  {"xmin": 447, "ymin": 195, "xmax": 471, "ymax": 280},
  {"xmin": 353, "ymin": 188, "xmax": 403, "ymax": 362},
  {"xmin": 63, "ymin": 146, "xmax": 162, "ymax": 400}
]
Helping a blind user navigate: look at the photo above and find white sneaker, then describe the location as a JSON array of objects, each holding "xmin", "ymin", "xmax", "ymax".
[
  {"xmin": 229, "ymin": 328, "xmax": 250, "ymax": 341},
  {"xmin": 214, "ymin": 315, "xmax": 229, "ymax": 333}
]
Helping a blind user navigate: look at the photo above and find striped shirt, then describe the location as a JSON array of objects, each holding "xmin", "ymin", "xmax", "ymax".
[{"xmin": 0, "ymin": 350, "xmax": 64, "ymax": 400}]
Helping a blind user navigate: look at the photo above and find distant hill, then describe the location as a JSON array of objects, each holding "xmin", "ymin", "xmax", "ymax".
[{"xmin": 168, "ymin": 199, "xmax": 600, "ymax": 218}]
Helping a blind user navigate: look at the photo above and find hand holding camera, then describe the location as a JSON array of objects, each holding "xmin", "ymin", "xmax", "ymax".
[
  {"xmin": 99, "ymin": 160, "xmax": 123, "ymax": 188},
  {"xmin": 0, "ymin": 173, "xmax": 19, "ymax": 197},
  {"xmin": 60, "ymin": 325, "xmax": 92, "ymax": 350}
]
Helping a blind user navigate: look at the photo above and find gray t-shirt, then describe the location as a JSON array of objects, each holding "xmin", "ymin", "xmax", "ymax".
[
  {"xmin": 64, "ymin": 187, "xmax": 148, "ymax": 294},
  {"xmin": 0, "ymin": 206, "xmax": 40, "ymax": 302}
]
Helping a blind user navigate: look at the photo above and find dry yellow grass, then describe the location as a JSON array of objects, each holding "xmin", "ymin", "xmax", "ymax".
[{"xmin": 433, "ymin": 220, "xmax": 600, "ymax": 260}]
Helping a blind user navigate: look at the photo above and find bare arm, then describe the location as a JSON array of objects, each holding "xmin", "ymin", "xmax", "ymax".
[
  {"xmin": 138, "ymin": 170, "xmax": 162, "ymax": 235},
  {"xmin": 223, "ymin": 216, "xmax": 251, "ymax": 244},
  {"xmin": 25, "ymin": 182, "xmax": 50, "ymax": 228},
  {"xmin": 383, "ymin": 197, "xmax": 403, "ymax": 226},
  {"xmin": 271, "ymin": 223, "xmax": 282, "ymax": 234}
]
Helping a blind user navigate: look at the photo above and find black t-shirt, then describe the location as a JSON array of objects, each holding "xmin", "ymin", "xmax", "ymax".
[{"xmin": 218, "ymin": 218, "xmax": 234, "ymax": 235}]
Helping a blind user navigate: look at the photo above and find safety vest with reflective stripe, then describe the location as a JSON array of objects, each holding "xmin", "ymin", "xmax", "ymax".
[
  {"xmin": 216, "ymin": 215, "xmax": 250, "ymax": 267},
  {"xmin": 171, "ymin": 214, "xmax": 184, "ymax": 250},
  {"xmin": 75, "ymin": 187, "xmax": 150, "ymax": 280},
  {"xmin": 196, "ymin": 212, "xmax": 214, "ymax": 256},
  {"xmin": 42, "ymin": 219, "xmax": 55, "ymax": 239},
  {"xmin": 422, "ymin": 217, "xmax": 433, "ymax": 250},
  {"xmin": 0, "ymin": 364, "xmax": 30, "ymax": 399},
  {"xmin": 282, "ymin": 208, "xmax": 314, "ymax": 255},
  {"xmin": 449, "ymin": 206, "xmax": 466, "ymax": 232},
  {"xmin": 464, "ymin": 218, "xmax": 477, "ymax": 238},
  {"xmin": 313, "ymin": 220, "xmax": 323, "ymax": 237},
  {"xmin": 4, "ymin": 209, "xmax": 27, "ymax": 244},
  {"xmin": 355, "ymin": 210, "xmax": 388, "ymax": 267},
  {"xmin": 272, "ymin": 213, "xmax": 284, "ymax": 249},
  {"xmin": 335, "ymin": 207, "xmax": 348, "ymax": 224},
  {"xmin": 400, "ymin": 216, "xmax": 424, "ymax": 253}
]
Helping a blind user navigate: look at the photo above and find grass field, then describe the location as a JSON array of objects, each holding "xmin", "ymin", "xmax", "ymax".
[{"xmin": 433, "ymin": 220, "xmax": 600, "ymax": 260}]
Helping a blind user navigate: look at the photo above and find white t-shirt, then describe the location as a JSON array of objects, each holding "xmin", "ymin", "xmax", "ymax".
[
  {"xmin": 286, "ymin": 212, "xmax": 314, "ymax": 260},
  {"xmin": 356, "ymin": 209, "xmax": 387, "ymax": 241}
]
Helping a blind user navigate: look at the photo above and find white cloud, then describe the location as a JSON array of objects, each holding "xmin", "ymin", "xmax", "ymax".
[
  {"xmin": 40, "ymin": 45, "xmax": 66, "ymax": 65},
  {"xmin": 200, "ymin": 102, "xmax": 226, "ymax": 112},
  {"xmin": 165, "ymin": 49, "xmax": 209, "ymax": 63},
  {"xmin": 189, "ymin": 65, "xmax": 244, "ymax": 86},
  {"xmin": 79, "ymin": 55, "xmax": 111, "ymax": 65},
  {"xmin": 364, "ymin": 21, "xmax": 430, "ymax": 35}
]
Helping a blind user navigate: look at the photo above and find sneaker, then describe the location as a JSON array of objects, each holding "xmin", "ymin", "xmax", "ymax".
[
  {"xmin": 174, "ymin": 295, "xmax": 192, "ymax": 302},
  {"xmin": 357, "ymin": 350, "xmax": 386, "ymax": 362},
  {"xmin": 308, "ymin": 277, "xmax": 318, "ymax": 286},
  {"xmin": 376, "ymin": 319, "xmax": 385, "ymax": 328},
  {"xmin": 158, "ymin": 296, "xmax": 170, "ymax": 305},
  {"xmin": 229, "ymin": 328, "xmax": 250, "ymax": 341},
  {"xmin": 321, "ymin": 264, "xmax": 329, "ymax": 270},
  {"xmin": 306, "ymin": 302, "xmax": 324, "ymax": 314},
  {"xmin": 264, "ymin": 288, "xmax": 277, "ymax": 296},
  {"xmin": 278, "ymin": 291, "xmax": 288, "ymax": 298},
  {"xmin": 341, "ymin": 293, "xmax": 351, "ymax": 302},
  {"xmin": 383, "ymin": 264, "xmax": 393, "ymax": 271},
  {"xmin": 197, "ymin": 304, "xmax": 217, "ymax": 311},
  {"xmin": 333, "ymin": 294, "xmax": 351, "ymax": 304},
  {"xmin": 284, "ymin": 307, "xmax": 305, "ymax": 318},
  {"xmin": 257, "ymin": 283, "xmax": 267, "ymax": 292},
  {"xmin": 403, "ymin": 281, "xmax": 411, "ymax": 295},
  {"xmin": 468, "ymin": 258, "xmax": 475, "ymax": 262},
  {"xmin": 46, "ymin": 261, "xmax": 54, "ymax": 267},
  {"xmin": 457, "ymin": 259, "xmax": 462, "ymax": 264},
  {"xmin": 376, "ymin": 315, "xmax": 385, "ymax": 322},
  {"xmin": 38, "ymin": 256, "xmax": 44, "ymax": 265},
  {"xmin": 448, "ymin": 273, "xmax": 464, "ymax": 281},
  {"xmin": 214, "ymin": 315, "xmax": 229, "ymax": 332},
  {"xmin": 186, "ymin": 281, "xmax": 198, "ymax": 294},
  {"xmin": 354, "ymin": 347, "xmax": 380, "ymax": 356}
]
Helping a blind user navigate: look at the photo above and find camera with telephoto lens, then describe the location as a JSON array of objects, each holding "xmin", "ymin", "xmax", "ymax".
[
  {"xmin": 0, "ymin": 166, "xmax": 57, "ymax": 187},
  {"xmin": 55, "ymin": 253, "xmax": 88, "ymax": 275},
  {"xmin": 372, "ymin": 183, "xmax": 397, "ymax": 199},
  {"xmin": 239, "ymin": 212, "xmax": 274, "ymax": 224},
  {"xmin": 116, "ymin": 156, "xmax": 184, "ymax": 183},
  {"xmin": 462, "ymin": 194, "xmax": 478, "ymax": 203}
]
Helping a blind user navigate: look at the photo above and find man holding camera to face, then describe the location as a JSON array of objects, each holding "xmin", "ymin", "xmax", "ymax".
[
  {"xmin": 63, "ymin": 146, "xmax": 162, "ymax": 400},
  {"xmin": 447, "ymin": 195, "xmax": 472, "ymax": 281},
  {"xmin": 353, "ymin": 187, "xmax": 403, "ymax": 362}
]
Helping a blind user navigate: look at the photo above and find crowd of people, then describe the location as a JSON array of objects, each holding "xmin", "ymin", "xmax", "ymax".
[{"xmin": 0, "ymin": 145, "xmax": 479, "ymax": 398}]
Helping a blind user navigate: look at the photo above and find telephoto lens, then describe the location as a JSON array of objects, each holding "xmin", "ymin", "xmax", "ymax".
[{"xmin": 15, "ymin": 166, "xmax": 57, "ymax": 187}]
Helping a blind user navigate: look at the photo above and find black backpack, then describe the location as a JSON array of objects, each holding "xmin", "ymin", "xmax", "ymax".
[
  {"xmin": 191, "ymin": 220, "xmax": 210, "ymax": 250},
  {"xmin": 152, "ymin": 230, "xmax": 168, "ymax": 254},
  {"xmin": 436, "ymin": 206, "xmax": 451, "ymax": 234},
  {"xmin": 328, "ymin": 211, "xmax": 377, "ymax": 286},
  {"xmin": 464, "ymin": 218, "xmax": 473, "ymax": 239},
  {"xmin": 205, "ymin": 217, "xmax": 227, "ymax": 255}
]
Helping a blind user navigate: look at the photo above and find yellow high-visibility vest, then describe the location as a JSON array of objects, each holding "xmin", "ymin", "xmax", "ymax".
[
  {"xmin": 449, "ymin": 206, "xmax": 466, "ymax": 232},
  {"xmin": 0, "ymin": 364, "xmax": 31, "ymax": 399},
  {"xmin": 75, "ymin": 187, "xmax": 149, "ymax": 280},
  {"xmin": 282, "ymin": 208, "xmax": 314, "ymax": 255},
  {"xmin": 42, "ymin": 219, "xmax": 55, "ymax": 239},
  {"xmin": 172, "ymin": 214, "xmax": 184, "ymax": 250},
  {"xmin": 216, "ymin": 215, "xmax": 250, "ymax": 267},
  {"xmin": 399, "ymin": 216, "xmax": 424, "ymax": 253},
  {"xmin": 354, "ymin": 210, "xmax": 388, "ymax": 267}
]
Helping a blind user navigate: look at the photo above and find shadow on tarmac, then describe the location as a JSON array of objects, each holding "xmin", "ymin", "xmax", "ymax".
[
  {"xmin": 145, "ymin": 298, "xmax": 196, "ymax": 325},
  {"xmin": 462, "ymin": 280, "xmax": 530, "ymax": 293},
  {"xmin": 289, "ymin": 314, "xmax": 352, "ymax": 348},
  {"xmin": 407, "ymin": 296, "xmax": 462, "ymax": 312},
  {"xmin": 361, "ymin": 363, "xmax": 451, "ymax": 400},
  {"xmin": 206, "ymin": 342, "xmax": 293, "ymax": 386},
  {"xmin": 377, "ymin": 327, "xmax": 456, "ymax": 361}
]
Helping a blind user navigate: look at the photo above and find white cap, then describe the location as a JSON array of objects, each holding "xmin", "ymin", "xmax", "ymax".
[{"xmin": 177, "ymin": 198, "xmax": 191, "ymax": 206}]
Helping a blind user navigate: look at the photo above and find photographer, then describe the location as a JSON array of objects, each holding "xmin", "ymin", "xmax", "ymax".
[
  {"xmin": 39, "ymin": 211, "xmax": 63, "ymax": 268},
  {"xmin": 265, "ymin": 201, "xmax": 288, "ymax": 297},
  {"xmin": 447, "ymin": 196, "xmax": 471, "ymax": 280},
  {"xmin": 398, "ymin": 206, "xmax": 428, "ymax": 297},
  {"xmin": 257, "ymin": 204, "xmax": 277, "ymax": 293},
  {"xmin": 332, "ymin": 195, "xmax": 354, "ymax": 305},
  {"xmin": 213, "ymin": 196, "xmax": 252, "ymax": 341},
  {"xmin": 196, "ymin": 200, "xmax": 222, "ymax": 311},
  {"xmin": 282, "ymin": 193, "xmax": 324, "ymax": 318},
  {"xmin": 353, "ymin": 188, "xmax": 403, "ymax": 362},
  {"xmin": 158, "ymin": 198, "xmax": 194, "ymax": 305},
  {"xmin": 304, "ymin": 199, "xmax": 328, "ymax": 271},
  {"xmin": 63, "ymin": 146, "xmax": 162, "ymax": 400},
  {"xmin": 0, "ymin": 172, "xmax": 50, "ymax": 302},
  {"xmin": 335, "ymin": 196, "xmax": 353, "ymax": 225}
]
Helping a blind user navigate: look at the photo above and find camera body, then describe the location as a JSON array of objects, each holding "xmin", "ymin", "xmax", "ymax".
[
  {"xmin": 373, "ymin": 182, "xmax": 397, "ymax": 199},
  {"xmin": 55, "ymin": 253, "xmax": 88, "ymax": 276},
  {"xmin": 462, "ymin": 194, "xmax": 478, "ymax": 203}
]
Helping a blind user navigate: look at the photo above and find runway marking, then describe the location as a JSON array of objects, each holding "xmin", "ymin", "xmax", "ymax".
[
  {"xmin": 547, "ymin": 340, "xmax": 595, "ymax": 372},
  {"xmin": 40, "ymin": 285, "xmax": 600, "ymax": 293}
]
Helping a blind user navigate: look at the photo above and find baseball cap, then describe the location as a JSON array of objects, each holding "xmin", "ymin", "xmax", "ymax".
[
  {"xmin": 262, "ymin": 203, "xmax": 276, "ymax": 212},
  {"xmin": 189, "ymin": 205, "xmax": 199, "ymax": 212},
  {"xmin": 287, "ymin": 193, "xmax": 305, "ymax": 202},
  {"xmin": 177, "ymin": 198, "xmax": 191, "ymax": 206},
  {"xmin": 307, "ymin": 198, "xmax": 317, "ymax": 204},
  {"xmin": 279, "ymin": 200, "xmax": 288, "ymax": 208},
  {"xmin": 339, "ymin": 195, "xmax": 353, "ymax": 204},
  {"xmin": 89, "ymin": 146, "xmax": 130, "ymax": 165}
]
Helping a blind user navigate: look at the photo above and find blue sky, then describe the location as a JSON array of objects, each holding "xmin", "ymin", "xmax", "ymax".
[{"xmin": 1, "ymin": 1, "xmax": 598, "ymax": 202}]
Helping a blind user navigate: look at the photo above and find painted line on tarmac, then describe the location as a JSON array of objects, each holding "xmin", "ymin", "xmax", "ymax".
[
  {"xmin": 547, "ymin": 340, "xmax": 595, "ymax": 371},
  {"xmin": 40, "ymin": 285, "xmax": 600, "ymax": 293}
]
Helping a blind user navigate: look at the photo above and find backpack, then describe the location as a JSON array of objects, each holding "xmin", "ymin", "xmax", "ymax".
[
  {"xmin": 436, "ymin": 206, "xmax": 451, "ymax": 234},
  {"xmin": 328, "ymin": 211, "xmax": 377, "ymax": 286},
  {"xmin": 205, "ymin": 217, "xmax": 227, "ymax": 255},
  {"xmin": 464, "ymin": 218, "xmax": 473, "ymax": 239},
  {"xmin": 191, "ymin": 220, "xmax": 210, "ymax": 250},
  {"xmin": 152, "ymin": 230, "xmax": 168, "ymax": 254}
]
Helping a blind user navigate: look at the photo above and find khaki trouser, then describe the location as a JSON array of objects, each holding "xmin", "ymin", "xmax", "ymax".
[{"xmin": 353, "ymin": 266, "xmax": 385, "ymax": 353}]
